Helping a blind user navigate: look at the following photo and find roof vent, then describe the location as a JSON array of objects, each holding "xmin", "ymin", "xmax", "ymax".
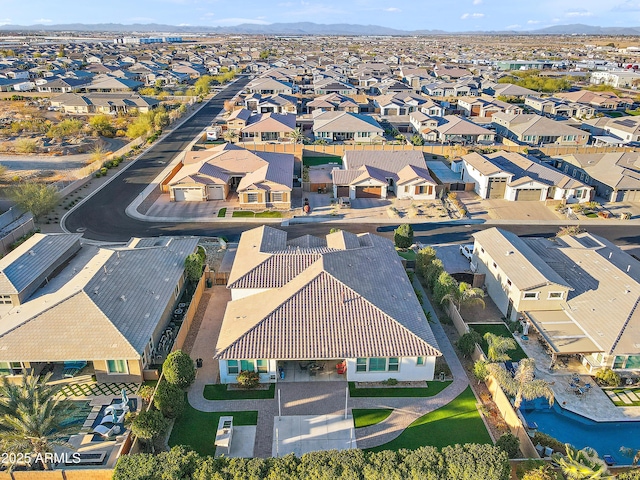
[
  {"xmin": 28, "ymin": 250, "xmax": 35, "ymax": 256},
  {"xmin": 628, "ymin": 265, "xmax": 631, "ymax": 273},
  {"xmin": 506, "ymin": 250, "xmax": 514, "ymax": 256},
  {"xmin": 120, "ymin": 295, "xmax": 126, "ymax": 302}
]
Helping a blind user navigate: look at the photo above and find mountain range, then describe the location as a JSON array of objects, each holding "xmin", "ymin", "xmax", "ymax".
[{"xmin": 1, "ymin": 22, "xmax": 640, "ymax": 36}]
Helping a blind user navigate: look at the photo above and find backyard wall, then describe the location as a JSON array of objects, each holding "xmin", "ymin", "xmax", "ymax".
[
  {"xmin": 7, "ymin": 471, "xmax": 112, "ymax": 480},
  {"xmin": 172, "ymin": 271, "xmax": 206, "ymax": 353}
]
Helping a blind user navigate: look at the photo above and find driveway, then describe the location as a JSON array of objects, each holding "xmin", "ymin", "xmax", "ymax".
[{"xmin": 458, "ymin": 191, "xmax": 560, "ymax": 221}]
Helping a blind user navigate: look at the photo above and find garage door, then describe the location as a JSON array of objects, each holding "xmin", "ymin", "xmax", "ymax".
[
  {"xmin": 515, "ymin": 189, "xmax": 542, "ymax": 201},
  {"xmin": 356, "ymin": 186, "xmax": 382, "ymax": 198},
  {"xmin": 208, "ymin": 185, "xmax": 224, "ymax": 200},
  {"xmin": 487, "ymin": 178, "xmax": 507, "ymax": 199},
  {"xmin": 623, "ymin": 189, "xmax": 640, "ymax": 202},
  {"xmin": 336, "ymin": 186, "xmax": 350, "ymax": 198},
  {"xmin": 174, "ymin": 187, "xmax": 203, "ymax": 202}
]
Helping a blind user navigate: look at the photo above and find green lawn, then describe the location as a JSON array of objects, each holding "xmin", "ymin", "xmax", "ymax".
[
  {"xmin": 168, "ymin": 399, "xmax": 258, "ymax": 456},
  {"xmin": 606, "ymin": 111, "xmax": 624, "ymax": 118},
  {"xmin": 366, "ymin": 387, "xmax": 491, "ymax": 452},
  {"xmin": 303, "ymin": 155, "xmax": 342, "ymax": 167},
  {"xmin": 232, "ymin": 211, "xmax": 255, "ymax": 217},
  {"xmin": 352, "ymin": 408, "xmax": 393, "ymax": 428},
  {"xmin": 608, "ymin": 388, "xmax": 640, "ymax": 407},
  {"xmin": 217, "ymin": 208, "xmax": 227, "ymax": 217},
  {"xmin": 626, "ymin": 109, "xmax": 640, "ymax": 116},
  {"xmin": 396, "ymin": 249, "xmax": 416, "ymax": 261},
  {"xmin": 203, "ymin": 384, "xmax": 275, "ymax": 400},
  {"xmin": 255, "ymin": 210, "xmax": 282, "ymax": 218},
  {"xmin": 348, "ymin": 381, "xmax": 451, "ymax": 398},
  {"xmin": 470, "ymin": 323, "xmax": 528, "ymax": 361}
]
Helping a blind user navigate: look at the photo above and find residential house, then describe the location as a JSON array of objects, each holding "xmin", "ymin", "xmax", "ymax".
[
  {"xmin": 492, "ymin": 113, "xmax": 590, "ymax": 146},
  {"xmin": 435, "ymin": 115, "xmax": 495, "ymax": 144},
  {"xmin": 168, "ymin": 143, "xmax": 293, "ymax": 209},
  {"xmin": 473, "ymin": 227, "xmax": 640, "ymax": 373},
  {"xmin": 238, "ymin": 112, "xmax": 296, "ymax": 143},
  {"xmin": 246, "ymin": 76, "xmax": 295, "ymax": 95},
  {"xmin": 590, "ymin": 70, "xmax": 640, "ymax": 88},
  {"xmin": 332, "ymin": 150, "xmax": 438, "ymax": 200},
  {"xmin": 409, "ymin": 111, "xmax": 439, "ymax": 142},
  {"xmin": 313, "ymin": 77, "xmax": 357, "ymax": 95},
  {"xmin": 215, "ymin": 226, "xmax": 442, "ymax": 383},
  {"xmin": 312, "ymin": 111, "xmax": 384, "ymax": 143},
  {"xmin": 524, "ymin": 97, "xmax": 595, "ymax": 119},
  {"xmin": 461, "ymin": 150, "xmax": 592, "ymax": 202},
  {"xmin": 83, "ymin": 76, "xmax": 143, "ymax": 92},
  {"xmin": 305, "ymin": 93, "xmax": 359, "ymax": 113},
  {"xmin": 554, "ymin": 90, "xmax": 629, "ymax": 111},
  {"xmin": 483, "ymin": 83, "xmax": 537, "ymax": 100},
  {"xmin": 553, "ymin": 152, "xmax": 640, "ymax": 202},
  {"xmin": 581, "ymin": 116, "xmax": 640, "ymax": 144},
  {"xmin": 0, "ymin": 233, "xmax": 199, "ymax": 383},
  {"xmin": 36, "ymin": 77, "xmax": 91, "ymax": 93},
  {"xmin": 457, "ymin": 96, "xmax": 523, "ymax": 118},
  {"xmin": 50, "ymin": 93, "xmax": 159, "ymax": 114},
  {"xmin": 374, "ymin": 92, "xmax": 439, "ymax": 116},
  {"xmin": 244, "ymin": 93, "xmax": 298, "ymax": 114}
]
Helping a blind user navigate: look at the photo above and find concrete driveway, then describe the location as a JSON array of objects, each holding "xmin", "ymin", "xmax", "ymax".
[{"xmin": 434, "ymin": 245, "xmax": 472, "ymax": 274}]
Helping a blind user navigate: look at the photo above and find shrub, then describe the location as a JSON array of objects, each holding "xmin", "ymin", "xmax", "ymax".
[
  {"xmin": 14, "ymin": 138, "xmax": 37, "ymax": 153},
  {"xmin": 236, "ymin": 370, "xmax": 260, "ymax": 389},
  {"xmin": 100, "ymin": 167, "xmax": 107, "ymax": 175},
  {"xmin": 456, "ymin": 330, "xmax": 482, "ymax": 358},
  {"xmin": 184, "ymin": 252, "xmax": 204, "ymax": 283},
  {"xmin": 595, "ymin": 368, "xmax": 621, "ymax": 387},
  {"xmin": 495, "ymin": 432, "xmax": 520, "ymax": 458},
  {"xmin": 521, "ymin": 465, "xmax": 557, "ymax": 480},
  {"xmin": 433, "ymin": 271, "xmax": 457, "ymax": 304},
  {"xmin": 153, "ymin": 381, "xmax": 185, "ymax": 418},
  {"xmin": 138, "ymin": 385, "xmax": 155, "ymax": 405},
  {"xmin": 425, "ymin": 258, "xmax": 445, "ymax": 291},
  {"xmin": 532, "ymin": 432, "xmax": 566, "ymax": 455},
  {"xmin": 383, "ymin": 378, "xmax": 398, "ymax": 386},
  {"xmin": 473, "ymin": 360, "xmax": 488, "ymax": 384},
  {"xmin": 162, "ymin": 350, "xmax": 196, "ymax": 389},
  {"xmin": 394, "ymin": 223, "xmax": 414, "ymax": 249},
  {"xmin": 415, "ymin": 246, "xmax": 436, "ymax": 277},
  {"xmin": 131, "ymin": 409, "xmax": 169, "ymax": 442}
]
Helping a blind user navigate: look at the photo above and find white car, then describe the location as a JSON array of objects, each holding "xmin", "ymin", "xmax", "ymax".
[{"xmin": 459, "ymin": 244, "xmax": 474, "ymax": 261}]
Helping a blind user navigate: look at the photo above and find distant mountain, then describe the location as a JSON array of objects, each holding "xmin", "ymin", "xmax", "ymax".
[{"xmin": 0, "ymin": 21, "xmax": 639, "ymax": 36}]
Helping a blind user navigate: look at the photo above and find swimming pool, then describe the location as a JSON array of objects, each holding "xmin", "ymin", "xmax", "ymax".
[{"xmin": 520, "ymin": 398, "xmax": 640, "ymax": 463}]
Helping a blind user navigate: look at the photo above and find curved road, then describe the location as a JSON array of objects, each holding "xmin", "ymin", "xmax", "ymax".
[{"xmin": 64, "ymin": 79, "xmax": 640, "ymax": 246}]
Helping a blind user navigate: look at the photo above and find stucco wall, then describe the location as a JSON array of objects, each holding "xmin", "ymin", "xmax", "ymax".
[
  {"xmin": 94, "ymin": 359, "xmax": 143, "ymax": 383},
  {"xmin": 345, "ymin": 356, "xmax": 436, "ymax": 382}
]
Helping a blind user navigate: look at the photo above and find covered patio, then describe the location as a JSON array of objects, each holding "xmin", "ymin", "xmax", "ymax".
[{"xmin": 277, "ymin": 360, "xmax": 347, "ymax": 382}]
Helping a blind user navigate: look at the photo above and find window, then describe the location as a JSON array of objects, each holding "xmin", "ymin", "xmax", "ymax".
[
  {"xmin": 240, "ymin": 360, "xmax": 255, "ymax": 372},
  {"xmin": 506, "ymin": 279, "xmax": 512, "ymax": 287},
  {"xmin": 356, "ymin": 358, "xmax": 367, "ymax": 372},
  {"xmin": 107, "ymin": 360, "xmax": 128, "ymax": 374},
  {"xmin": 227, "ymin": 360, "xmax": 239, "ymax": 374},
  {"xmin": 492, "ymin": 262, "xmax": 497, "ymax": 269},
  {"xmin": 548, "ymin": 292, "xmax": 564, "ymax": 300},
  {"xmin": 369, "ymin": 358, "xmax": 386, "ymax": 372},
  {"xmin": 270, "ymin": 192, "xmax": 284, "ymax": 203},
  {"xmin": 246, "ymin": 193, "xmax": 259, "ymax": 203},
  {"xmin": 613, "ymin": 356, "xmax": 626, "ymax": 369},
  {"xmin": 0, "ymin": 295, "xmax": 11, "ymax": 305},
  {"xmin": 388, "ymin": 357, "xmax": 399, "ymax": 372},
  {"xmin": 256, "ymin": 360, "xmax": 268, "ymax": 373},
  {"xmin": 404, "ymin": 186, "xmax": 410, "ymax": 193},
  {"xmin": 416, "ymin": 356, "xmax": 425, "ymax": 366},
  {"xmin": 0, "ymin": 362, "xmax": 20, "ymax": 376},
  {"xmin": 174, "ymin": 284, "xmax": 180, "ymax": 299},
  {"xmin": 523, "ymin": 292, "xmax": 539, "ymax": 300}
]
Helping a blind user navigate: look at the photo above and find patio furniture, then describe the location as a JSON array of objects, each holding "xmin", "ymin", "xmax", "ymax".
[
  {"xmin": 92, "ymin": 424, "xmax": 121, "ymax": 438},
  {"xmin": 604, "ymin": 455, "xmax": 616, "ymax": 466},
  {"xmin": 99, "ymin": 407, "xmax": 129, "ymax": 426},
  {"xmin": 544, "ymin": 447, "xmax": 554, "ymax": 457},
  {"xmin": 63, "ymin": 361, "xmax": 87, "ymax": 378},
  {"xmin": 336, "ymin": 362, "xmax": 346, "ymax": 375}
]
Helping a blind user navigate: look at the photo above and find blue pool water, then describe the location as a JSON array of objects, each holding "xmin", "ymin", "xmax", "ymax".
[{"xmin": 520, "ymin": 398, "xmax": 640, "ymax": 463}]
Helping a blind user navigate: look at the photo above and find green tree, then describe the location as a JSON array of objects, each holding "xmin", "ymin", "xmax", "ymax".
[
  {"xmin": 157, "ymin": 446, "xmax": 200, "ymax": 480},
  {"xmin": 487, "ymin": 358, "xmax": 554, "ymax": 408},
  {"xmin": 288, "ymin": 127, "xmax": 305, "ymax": 144},
  {"xmin": 483, "ymin": 332, "xmax": 516, "ymax": 362},
  {"xmin": 223, "ymin": 129, "xmax": 238, "ymax": 143},
  {"xmin": 47, "ymin": 118, "xmax": 83, "ymax": 140},
  {"xmin": 162, "ymin": 350, "xmax": 195, "ymax": 389},
  {"xmin": 415, "ymin": 246, "xmax": 436, "ymax": 277},
  {"xmin": 521, "ymin": 465, "xmax": 557, "ymax": 480},
  {"xmin": 394, "ymin": 223, "xmax": 414, "ymax": 249},
  {"xmin": 552, "ymin": 445, "xmax": 613, "ymax": 479},
  {"xmin": 153, "ymin": 109, "xmax": 170, "ymax": 130},
  {"xmin": 473, "ymin": 359, "xmax": 489, "ymax": 384},
  {"xmin": 410, "ymin": 134, "xmax": 424, "ymax": 146},
  {"xmin": 153, "ymin": 381, "xmax": 185, "ymax": 419},
  {"xmin": 424, "ymin": 258, "xmax": 444, "ymax": 291},
  {"xmin": 89, "ymin": 114, "xmax": 114, "ymax": 137},
  {"xmin": 495, "ymin": 432, "xmax": 520, "ymax": 459},
  {"xmin": 441, "ymin": 281, "xmax": 485, "ymax": 311},
  {"xmin": 0, "ymin": 373, "xmax": 78, "ymax": 470},
  {"xmin": 14, "ymin": 138, "xmax": 37, "ymax": 154},
  {"xmin": 456, "ymin": 330, "xmax": 483, "ymax": 358},
  {"xmin": 595, "ymin": 368, "xmax": 621, "ymax": 387},
  {"xmin": 194, "ymin": 75, "xmax": 213, "ymax": 96},
  {"xmin": 184, "ymin": 252, "xmax": 204, "ymax": 283},
  {"xmin": 619, "ymin": 469, "xmax": 640, "ymax": 480},
  {"xmin": 442, "ymin": 443, "xmax": 510, "ymax": 480},
  {"xmin": 113, "ymin": 452, "xmax": 159, "ymax": 480},
  {"xmin": 8, "ymin": 182, "xmax": 60, "ymax": 221},
  {"xmin": 126, "ymin": 114, "xmax": 154, "ymax": 139},
  {"xmin": 433, "ymin": 271, "xmax": 457, "ymax": 304},
  {"xmin": 130, "ymin": 409, "xmax": 169, "ymax": 448}
]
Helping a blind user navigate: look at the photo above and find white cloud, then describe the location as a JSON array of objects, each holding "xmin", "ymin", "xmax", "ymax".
[
  {"xmin": 212, "ymin": 17, "xmax": 271, "ymax": 25},
  {"xmin": 461, "ymin": 12, "xmax": 484, "ymax": 19},
  {"xmin": 551, "ymin": 18, "xmax": 561, "ymax": 23},
  {"xmin": 34, "ymin": 18, "xmax": 52, "ymax": 24},
  {"xmin": 0, "ymin": 18, "xmax": 11, "ymax": 25},
  {"xmin": 473, "ymin": 0, "xmax": 482, "ymax": 4},
  {"xmin": 178, "ymin": 23, "xmax": 190, "ymax": 26},
  {"xmin": 565, "ymin": 9, "xmax": 593, "ymax": 17},
  {"xmin": 505, "ymin": 24, "xmax": 521, "ymax": 29},
  {"xmin": 383, "ymin": 7, "xmax": 401, "ymax": 12},
  {"xmin": 527, "ymin": 20, "xmax": 540, "ymax": 24}
]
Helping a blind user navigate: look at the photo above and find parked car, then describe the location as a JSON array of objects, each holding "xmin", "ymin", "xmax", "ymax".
[
  {"xmin": 459, "ymin": 244, "xmax": 474, "ymax": 260},
  {"xmin": 338, "ymin": 197, "xmax": 351, "ymax": 208}
]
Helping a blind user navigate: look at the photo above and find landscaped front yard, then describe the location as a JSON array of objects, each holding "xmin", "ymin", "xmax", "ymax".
[
  {"xmin": 348, "ymin": 381, "xmax": 451, "ymax": 398},
  {"xmin": 231, "ymin": 210, "xmax": 283, "ymax": 218},
  {"xmin": 366, "ymin": 387, "xmax": 491, "ymax": 451},
  {"xmin": 352, "ymin": 408, "xmax": 393, "ymax": 428},
  {"xmin": 470, "ymin": 323, "xmax": 528, "ymax": 361}
]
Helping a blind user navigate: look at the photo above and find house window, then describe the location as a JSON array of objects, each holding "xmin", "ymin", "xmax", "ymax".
[
  {"xmin": 523, "ymin": 292, "xmax": 539, "ymax": 300},
  {"xmin": 388, "ymin": 357, "xmax": 399, "ymax": 372},
  {"xmin": 548, "ymin": 292, "xmax": 564, "ymax": 299},
  {"xmin": 107, "ymin": 360, "xmax": 128, "ymax": 374},
  {"xmin": 270, "ymin": 192, "xmax": 284, "ymax": 202},
  {"xmin": 0, "ymin": 295, "xmax": 11, "ymax": 305},
  {"xmin": 404, "ymin": 186, "xmax": 410, "ymax": 193},
  {"xmin": 369, "ymin": 358, "xmax": 387, "ymax": 372},
  {"xmin": 0, "ymin": 362, "xmax": 21, "ymax": 376},
  {"xmin": 246, "ymin": 193, "xmax": 259, "ymax": 203},
  {"xmin": 256, "ymin": 360, "xmax": 268, "ymax": 373},
  {"xmin": 240, "ymin": 360, "xmax": 255, "ymax": 371},
  {"xmin": 506, "ymin": 279, "xmax": 512, "ymax": 287},
  {"xmin": 174, "ymin": 284, "xmax": 180, "ymax": 299},
  {"xmin": 613, "ymin": 356, "xmax": 626, "ymax": 369},
  {"xmin": 356, "ymin": 358, "xmax": 367, "ymax": 372},
  {"xmin": 492, "ymin": 262, "xmax": 497, "ymax": 269},
  {"xmin": 227, "ymin": 360, "xmax": 239, "ymax": 374},
  {"xmin": 416, "ymin": 356, "xmax": 425, "ymax": 366}
]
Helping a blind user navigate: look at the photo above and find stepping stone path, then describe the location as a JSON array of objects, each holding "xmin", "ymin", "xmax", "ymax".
[
  {"xmin": 59, "ymin": 382, "xmax": 139, "ymax": 399},
  {"xmin": 624, "ymin": 390, "xmax": 640, "ymax": 402},
  {"xmin": 617, "ymin": 393, "xmax": 633, "ymax": 404}
]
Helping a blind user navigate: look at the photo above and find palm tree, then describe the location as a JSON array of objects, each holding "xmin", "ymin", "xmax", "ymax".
[
  {"xmin": 288, "ymin": 127, "xmax": 305, "ymax": 144},
  {"xmin": 552, "ymin": 445, "xmax": 613, "ymax": 479},
  {"xmin": 0, "ymin": 373, "xmax": 78, "ymax": 470},
  {"xmin": 487, "ymin": 358, "xmax": 554, "ymax": 409},
  {"xmin": 440, "ymin": 281, "xmax": 485, "ymax": 311},
  {"xmin": 223, "ymin": 130, "xmax": 238, "ymax": 143},
  {"xmin": 484, "ymin": 332, "xmax": 517, "ymax": 362}
]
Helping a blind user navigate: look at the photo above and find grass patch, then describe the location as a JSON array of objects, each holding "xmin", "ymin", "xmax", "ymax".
[
  {"xmin": 352, "ymin": 408, "xmax": 393, "ymax": 428},
  {"xmin": 626, "ymin": 109, "xmax": 640, "ymax": 116},
  {"xmin": 396, "ymin": 248, "xmax": 416, "ymax": 261},
  {"xmin": 169, "ymin": 398, "xmax": 258, "ymax": 456},
  {"xmin": 217, "ymin": 208, "xmax": 227, "ymax": 217},
  {"xmin": 584, "ymin": 212, "xmax": 598, "ymax": 218},
  {"xmin": 232, "ymin": 211, "xmax": 255, "ymax": 218},
  {"xmin": 606, "ymin": 111, "xmax": 624, "ymax": 118},
  {"xmin": 470, "ymin": 323, "xmax": 528, "ymax": 361},
  {"xmin": 367, "ymin": 387, "xmax": 491, "ymax": 451},
  {"xmin": 348, "ymin": 381, "xmax": 451, "ymax": 398},
  {"xmin": 608, "ymin": 388, "xmax": 640, "ymax": 407},
  {"xmin": 203, "ymin": 384, "xmax": 275, "ymax": 400},
  {"xmin": 255, "ymin": 210, "xmax": 282, "ymax": 218},
  {"xmin": 303, "ymin": 155, "xmax": 342, "ymax": 167}
]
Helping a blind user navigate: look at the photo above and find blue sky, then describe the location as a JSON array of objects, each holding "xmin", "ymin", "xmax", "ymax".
[{"xmin": 3, "ymin": 0, "xmax": 640, "ymax": 31}]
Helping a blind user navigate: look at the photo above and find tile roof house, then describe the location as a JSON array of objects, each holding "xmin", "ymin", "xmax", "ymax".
[
  {"xmin": 492, "ymin": 113, "xmax": 590, "ymax": 146},
  {"xmin": 332, "ymin": 150, "xmax": 438, "ymax": 200},
  {"xmin": 435, "ymin": 115, "xmax": 495, "ymax": 144},
  {"xmin": 168, "ymin": 143, "xmax": 293, "ymax": 208},
  {"xmin": 50, "ymin": 92, "xmax": 159, "ymax": 114},
  {"xmin": 581, "ymin": 116, "xmax": 640, "ymax": 144},
  {"xmin": 312, "ymin": 111, "xmax": 383, "ymax": 143},
  {"xmin": 0, "ymin": 233, "xmax": 199, "ymax": 383},
  {"xmin": 244, "ymin": 93, "xmax": 299, "ymax": 115},
  {"xmin": 306, "ymin": 93, "xmax": 359, "ymax": 113},
  {"xmin": 473, "ymin": 227, "xmax": 640, "ymax": 372},
  {"xmin": 215, "ymin": 226, "xmax": 441, "ymax": 383},
  {"xmin": 225, "ymin": 108, "xmax": 296, "ymax": 143},
  {"xmin": 461, "ymin": 150, "xmax": 591, "ymax": 202}
]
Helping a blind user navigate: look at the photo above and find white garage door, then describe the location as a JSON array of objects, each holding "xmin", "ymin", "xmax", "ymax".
[
  {"xmin": 174, "ymin": 187, "xmax": 203, "ymax": 202},
  {"xmin": 207, "ymin": 185, "xmax": 224, "ymax": 200},
  {"xmin": 623, "ymin": 190, "xmax": 640, "ymax": 202}
]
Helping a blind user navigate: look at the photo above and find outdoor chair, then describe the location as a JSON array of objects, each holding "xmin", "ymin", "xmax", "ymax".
[
  {"xmin": 92, "ymin": 424, "xmax": 121, "ymax": 438},
  {"xmin": 99, "ymin": 407, "xmax": 129, "ymax": 426}
]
